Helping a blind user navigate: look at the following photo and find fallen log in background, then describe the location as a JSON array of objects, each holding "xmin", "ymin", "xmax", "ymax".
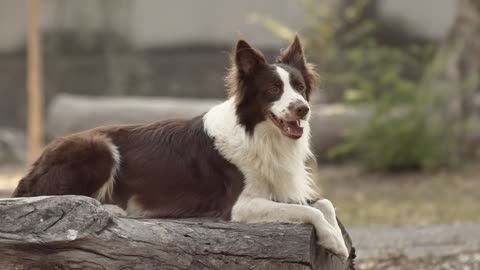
[
  {"xmin": 0, "ymin": 196, "xmax": 355, "ymax": 270},
  {"xmin": 46, "ymin": 94, "xmax": 223, "ymax": 136},
  {"xmin": 46, "ymin": 94, "xmax": 370, "ymax": 158}
]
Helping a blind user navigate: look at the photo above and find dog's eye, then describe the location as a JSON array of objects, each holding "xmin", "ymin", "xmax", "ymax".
[
  {"xmin": 269, "ymin": 86, "xmax": 281, "ymax": 94},
  {"xmin": 294, "ymin": 82, "xmax": 305, "ymax": 92}
]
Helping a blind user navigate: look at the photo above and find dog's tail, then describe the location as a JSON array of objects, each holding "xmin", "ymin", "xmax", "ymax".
[{"xmin": 11, "ymin": 133, "xmax": 119, "ymax": 202}]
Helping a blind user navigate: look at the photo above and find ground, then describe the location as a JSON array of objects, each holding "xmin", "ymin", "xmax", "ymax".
[
  {"xmin": 319, "ymin": 164, "xmax": 480, "ymax": 226},
  {"xmin": 319, "ymin": 164, "xmax": 480, "ymax": 269},
  {"xmin": 1, "ymin": 163, "xmax": 480, "ymax": 269},
  {"xmin": 357, "ymin": 253, "xmax": 480, "ymax": 270}
]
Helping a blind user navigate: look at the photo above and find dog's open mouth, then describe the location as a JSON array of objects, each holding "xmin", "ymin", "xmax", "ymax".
[{"xmin": 268, "ymin": 112, "xmax": 303, "ymax": 139}]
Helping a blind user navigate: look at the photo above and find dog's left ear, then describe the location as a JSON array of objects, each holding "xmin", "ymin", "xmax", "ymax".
[
  {"xmin": 277, "ymin": 35, "xmax": 319, "ymax": 101},
  {"xmin": 276, "ymin": 35, "xmax": 306, "ymax": 69},
  {"xmin": 235, "ymin": 39, "xmax": 267, "ymax": 75}
]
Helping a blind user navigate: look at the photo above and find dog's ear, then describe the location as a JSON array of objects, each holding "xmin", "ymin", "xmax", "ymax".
[
  {"xmin": 277, "ymin": 35, "xmax": 319, "ymax": 101},
  {"xmin": 276, "ymin": 34, "xmax": 306, "ymax": 69},
  {"xmin": 234, "ymin": 40, "xmax": 267, "ymax": 75}
]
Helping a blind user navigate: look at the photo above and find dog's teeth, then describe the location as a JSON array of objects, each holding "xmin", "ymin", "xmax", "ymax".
[{"xmin": 297, "ymin": 120, "xmax": 300, "ymax": 125}]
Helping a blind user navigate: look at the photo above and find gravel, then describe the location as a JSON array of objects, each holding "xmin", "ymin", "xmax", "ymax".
[{"xmin": 358, "ymin": 252, "xmax": 480, "ymax": 270}]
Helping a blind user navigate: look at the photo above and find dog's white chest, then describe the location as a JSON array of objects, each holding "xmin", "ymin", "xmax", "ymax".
[{"xmin": 203, "ymin": 100, "xmax": 315, "ymax": 204}]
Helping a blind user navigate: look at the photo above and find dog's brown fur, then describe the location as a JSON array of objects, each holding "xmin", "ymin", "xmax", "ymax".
[{"xmin": 13, "ymin": 116, "xmax": 245, "ymax": 220}]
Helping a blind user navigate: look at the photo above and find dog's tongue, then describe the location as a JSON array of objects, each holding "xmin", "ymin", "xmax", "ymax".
[{"xmin": 284, "ymin": 121, "xmax": 303, "ymax": 139}]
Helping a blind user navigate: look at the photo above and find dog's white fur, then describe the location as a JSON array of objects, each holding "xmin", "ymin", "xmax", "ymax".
[
  {"xmin": 94, "ymin": 143, "xmax": 120, "ymax": 203},
  {"xmin": 270, "ymin": 66, "xmax": 308, "ymax": 124},
  {"xmin": 203, "ymin": 66, "xmax": 349, "ymax": 259},
  {"xmin": 126, "ymin": 195, "xmax": 145, "ymax": 216}
]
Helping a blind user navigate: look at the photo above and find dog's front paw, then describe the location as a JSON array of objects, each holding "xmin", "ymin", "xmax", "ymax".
[
  {"xmin": 317, "ymin": 229, "xmax": 349, "ymax": 261},
  {"xmin": 102, "ymin": 204, "xmax": 127, "ymax": 217}
]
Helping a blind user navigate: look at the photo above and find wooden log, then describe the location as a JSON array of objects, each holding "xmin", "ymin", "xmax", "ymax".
[
  {"xmin": 45, "ymin": 94, "xmax": 223, "ymax": 136},
  {"xmin": 0, "ymin": 196, "xmax": 355, "ymax": 270}
]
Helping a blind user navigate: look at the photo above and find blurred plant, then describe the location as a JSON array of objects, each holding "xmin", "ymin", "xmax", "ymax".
[
  {"xmin": 329, "ymin": 83, "xmax": 466, "ymax": 170},
  {"xmin": 253, "ymin": 0, "xmax": 473, "ymax": 170},
  {"xmin": 251, "ymin": 0, "xmax": 434, "ymax": 102}
]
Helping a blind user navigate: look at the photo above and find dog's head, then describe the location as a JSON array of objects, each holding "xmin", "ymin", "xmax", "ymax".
[{"xmin": 227, "ymin": 35, "xmax": 319, "ymax": 140}]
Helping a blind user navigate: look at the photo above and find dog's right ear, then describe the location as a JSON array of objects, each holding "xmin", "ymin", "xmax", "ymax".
[{"xmin": 234, "ymin": 40, "xmax": 267, "ymax": 75}]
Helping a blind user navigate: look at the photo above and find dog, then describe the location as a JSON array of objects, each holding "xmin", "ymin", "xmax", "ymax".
[{"xmin": 13, "ymin": 35, "xmax": 349, "ymax": 259}]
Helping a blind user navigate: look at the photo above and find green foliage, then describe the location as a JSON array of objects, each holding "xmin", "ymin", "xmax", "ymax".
[
  {"xmin": 256, "ymin": 0, "xmax": 469, "ymax": 170},
  {"xmin": 329, "ymin": 89, "xmax": 463, "ymax": 170}
]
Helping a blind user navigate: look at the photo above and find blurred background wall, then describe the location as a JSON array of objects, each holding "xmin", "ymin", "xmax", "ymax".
[{"xmin": 0, "ymin": 0, "xmax": 455, "ymax": 129}]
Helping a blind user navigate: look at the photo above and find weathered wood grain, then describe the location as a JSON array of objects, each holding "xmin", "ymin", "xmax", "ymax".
[{"xmin": 0, "ymin": 195, "xmax": 355, "ymax": 270}]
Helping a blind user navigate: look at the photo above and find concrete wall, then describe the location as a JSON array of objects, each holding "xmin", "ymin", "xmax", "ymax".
[
  {"xmin": 130, "ymin": 0, "xmax": 305, "ymax": 48},
  {"xmin": 0, "ymin": 0, "xmax": 27, "ymax": 52},
  {"xmin": 0, "ymin": 0, "xmax": 306, "ymax": 52},
  {"xmin": 378, "ymin": 0, "xmax": 457, "ymax": 40},
  {"xmin": 0, "ymin": 0, "xmax": 457, "ymax": 52},
  {"xmin": 0, "ymin": 0, "xmax": 459, "ymax": 129}
]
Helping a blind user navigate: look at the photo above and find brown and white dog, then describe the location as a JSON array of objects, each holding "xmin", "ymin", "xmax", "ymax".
[{"xmin": 13, "ymin": 36, "xmax": 349, "ymax": 259}]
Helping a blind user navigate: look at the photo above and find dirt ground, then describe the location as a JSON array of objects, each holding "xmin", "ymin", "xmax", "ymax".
[
  {"xmin": 318, "ymin": 164, "xmax": 480, "ymax": 226},
  {"xmin": 357, "ymin": 252, "xmax": 480, "ymax": 270},
  {"xmin": 316, "ymin": 164, "xmax": 480, "ymax": 269}
]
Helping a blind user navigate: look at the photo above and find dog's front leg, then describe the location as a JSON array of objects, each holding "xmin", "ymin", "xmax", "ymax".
[
  {"xmin": 232, "ymin": 197, "xmax": 349, "ymax": 259},
  {"xmin": 310, "ymin": 199, "xmax": 342, "ymax": 236}
]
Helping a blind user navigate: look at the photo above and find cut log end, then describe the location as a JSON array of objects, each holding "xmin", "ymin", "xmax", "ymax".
[{"xmin": 0, "ymin": 195, "xmax": 355, "ymax": 270}]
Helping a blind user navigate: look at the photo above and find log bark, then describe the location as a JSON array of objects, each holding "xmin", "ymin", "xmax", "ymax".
[{"xmin": 0, "ymin": 196, "xmax": 356, "ymax": 270}]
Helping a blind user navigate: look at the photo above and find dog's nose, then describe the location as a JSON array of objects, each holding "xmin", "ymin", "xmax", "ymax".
[
  {"xmin": 291, "ymin": 101, "xmax": 309, "ymax": 118},
  {"xmin": 296, "ymin": 105, "xmax": 309, "ymax": 118}
]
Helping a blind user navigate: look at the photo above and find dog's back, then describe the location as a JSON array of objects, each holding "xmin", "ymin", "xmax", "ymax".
[{"xmin": 13, "ymin": 116, "xmax": 245, "ymax": 219}]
